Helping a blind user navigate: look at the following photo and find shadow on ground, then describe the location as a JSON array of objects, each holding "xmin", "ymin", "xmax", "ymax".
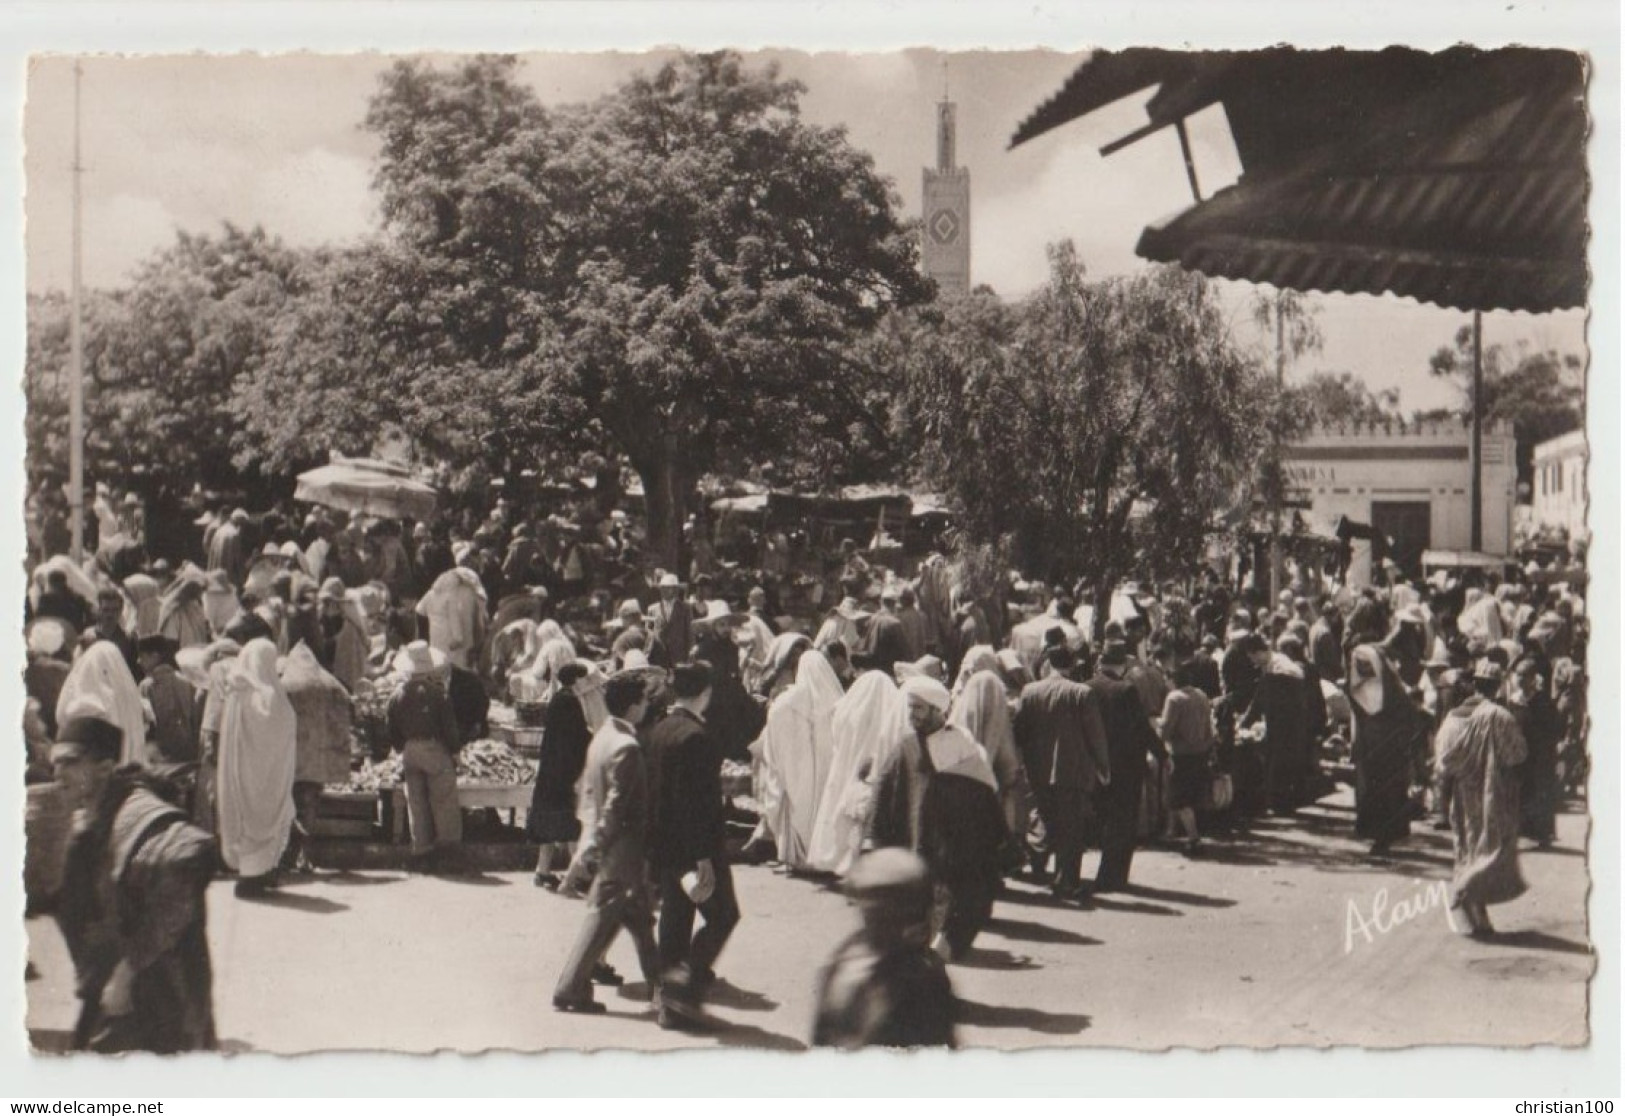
[
  {"xmin": 984, "ymin": 915, "xmax": 1100, "ymax": 946},
  {"xmin": 956, "ymin": 946, "xmax": 1041, "ymax": 970},
  {"xmin": 237, "ymin": 891, "xmax": 349, "ymax": 915},
  {"xmin": 957, "ymin": 998, "xmax": 1091, "ymax": 1035}
]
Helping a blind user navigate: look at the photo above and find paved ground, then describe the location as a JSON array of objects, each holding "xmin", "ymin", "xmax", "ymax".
[{"xmin": 25, "ymin": 789, "xmax": 1593, "ymax": 1053}]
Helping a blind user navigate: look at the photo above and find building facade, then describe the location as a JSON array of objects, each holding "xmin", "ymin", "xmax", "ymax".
[
  {"xmin": 1283, "ymin": 419, "xmax": 1518, "ymax": 569},
  {"xmin": 921, "ymin": 100, "xmax": 970, "ymax": 298},
  {"xmin": 1529, "ymin": 429, "xmax": 1588, "ymax": 541}
]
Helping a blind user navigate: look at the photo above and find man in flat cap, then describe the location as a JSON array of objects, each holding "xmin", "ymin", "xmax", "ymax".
[{"xmin": 52, "ymin": 716, "xmax": 218, "ymax": 1052}]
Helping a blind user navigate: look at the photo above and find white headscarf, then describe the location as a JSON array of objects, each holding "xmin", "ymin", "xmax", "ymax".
[
  {"xmin": 511, "ymin": 636, "xmax": 578, "ymax": 703},
  {"xmin": 753, "ymin": 647, "xmax": 845, "ymax": 869},
  {"xmin": 217, "ymin": 638, "xmax": 298, "ymax": 877},
  {"xmin": 57, "ymin": 641, "xmax": 148, "ymax": 767},
  {"xmin": 952, "ymin": 645, "xmax": 1000, "ymax": 698},
  {"xmin": 807, "ymin": 671, "xmax": 908, "ymax": 875},
  {"xmin": 572, "ymin": 661, "xmax": 610, "ymax": 733}
]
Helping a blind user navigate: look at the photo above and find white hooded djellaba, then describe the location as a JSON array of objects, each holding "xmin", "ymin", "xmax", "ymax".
[
  {"xmin": 56, "ymin": 641, "xmax": 147, "ymax": 767},
  {"xmin": 217, "ymin": 639, "xmax": 298, "ymax": 878},
  {"xmin": 753, "ymin": 648, "xmax": 845, "ymax": 870},
  {"xmin": 807, "ymin": 670, "xmax": 909, "ymax": 876}
]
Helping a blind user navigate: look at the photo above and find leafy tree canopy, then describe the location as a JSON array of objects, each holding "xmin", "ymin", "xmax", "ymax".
[{"xmin": 882, "ymin": 243, "xmax": 1276, "ymax": 633}]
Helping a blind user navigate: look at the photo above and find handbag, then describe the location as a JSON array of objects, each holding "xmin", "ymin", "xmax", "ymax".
[{"xmin": 1209, "ymin": 770, "xmax": 1234, "ymax": 811}]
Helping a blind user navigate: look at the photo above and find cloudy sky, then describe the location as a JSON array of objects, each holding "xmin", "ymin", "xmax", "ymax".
[{"xmin": 24, "ymin": 49, "xmax": 1589, "ymax": 414}]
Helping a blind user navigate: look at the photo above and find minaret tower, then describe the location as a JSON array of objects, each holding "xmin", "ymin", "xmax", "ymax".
[{"xmin": 921, "ymin": 80, "xmax": 971, "ymax": 298}]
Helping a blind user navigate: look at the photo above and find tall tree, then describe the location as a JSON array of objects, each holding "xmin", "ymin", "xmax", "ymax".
[
  {"xmin": 1288, "ymin": 370, "xmax": 1403, "ymax": 429},
  {"xmin": 336, "ymin": 51, "xmax": 925, "ymax": 568},
  {"xmin": 26, "ymin": 225, "xmax": 305, "ymax": 505},
  {"xmin": 1428, "ymin": 325, "xmax": 1584, "ymax": 486},
  {"xmin": 887, "ymin": 244, "xmax": 1275, "ymax": 637}
]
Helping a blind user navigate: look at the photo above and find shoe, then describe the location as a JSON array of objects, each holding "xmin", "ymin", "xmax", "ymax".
[
  {"xmin": 591, "ymin": 963, "xmax": 624, "ymax": 987},
  {"xmin": 691, "ymin": 967, "xmax": 717, "ymax": 1000},
  {"xmin": 534, "ymin": 871, "xmax": 561, "ymax": 890},
  {"xmin": 657, "ymin": 1003, "xmax": 712, "ymax": 1032},
  {"xmin": 552, "ymin": 996, "xmax": 607, "ymax": 1015}
]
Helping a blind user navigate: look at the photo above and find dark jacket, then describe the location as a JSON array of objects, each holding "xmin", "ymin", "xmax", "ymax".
[
  {"xmin": 25, "ymin": 656, "xmax": 72, "ymax": 737},
  {"xmin": 1012, "ymin": 676, "xmax": 1110, "ymax": 790},
  {"xmin": 692, "ymin": 635, "xmax": 767, "ymax": 762},
  {"xmin": 1309, "ymin": 618, "xmax": 1344, "ymax": 682},
  {"xmin": 448, "ymin": 666, "xmax": 490, "ymax": 744},
  {"xmin": 385, "ymin": 677, "xmax": 462, "ymax": 753},
  {"xmin": 647, "ymin": 707, "xmax": 726, "ymax": 875},
  {"xmin": 1090, "ymin": 672, "xmax": 1165, "ymax": 796},
  {"xmin": 525, "ymin": 689, "xmax": 591, "ymax": 844},
  {"xmin": 1183, "ymin": 654, "xmax": 1222, "ymax": 701}
]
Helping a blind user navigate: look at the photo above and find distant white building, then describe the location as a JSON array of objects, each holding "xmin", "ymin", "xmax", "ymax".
[
  {"xmin": 1529, "ymin": 429, "xmax": 1588, "ymax": 541},
  {"xmin": 1283, "ymin": 419, "xmax": 1518, "ymax": 570}
]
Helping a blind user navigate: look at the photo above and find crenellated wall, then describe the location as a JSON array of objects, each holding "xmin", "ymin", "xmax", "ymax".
[{"xmin": 1284, "ymin": 419, "xmax": 1518, "ymax": 558}]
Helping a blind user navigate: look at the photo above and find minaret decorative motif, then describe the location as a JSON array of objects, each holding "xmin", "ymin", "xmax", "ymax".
[{"xmin": 921, "ymin": 75, "xmax": 970, "ymax": 298}]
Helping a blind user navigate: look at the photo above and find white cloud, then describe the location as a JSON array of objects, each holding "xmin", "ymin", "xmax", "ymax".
[
  {"xmin": 245, "ymin": 147, "xmax": 378, "ymax": 249},
  {"xmin": 26, "ymin": 190, "xmax": 180, "ymax": 292}
]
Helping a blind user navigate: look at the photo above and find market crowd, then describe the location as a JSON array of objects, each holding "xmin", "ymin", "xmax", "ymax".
[{"xmin": 22, "ymin": 482, "xmax": 1591, "ymax": 1052}]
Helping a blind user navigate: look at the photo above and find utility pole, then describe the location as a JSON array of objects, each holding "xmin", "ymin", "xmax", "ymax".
[
  {"xmin": 69, "ymin": 59, "xmax": 86, "ymax": 563},
  {"xmin": 1470, "ymin": 310, "xmax": 1483, "ymax": 551},
  {"xmin": 1270, "ymin": 291, "xmax": 1285, "ymax": 603}
]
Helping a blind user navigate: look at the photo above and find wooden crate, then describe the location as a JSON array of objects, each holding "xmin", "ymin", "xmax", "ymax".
[
  {"xmin": 308, "ymin": 817, "xmax": 376, "ymax": 839},
  {"xmin": 317, "ymin": 791, "xmax": 382, "ymax": 821}
]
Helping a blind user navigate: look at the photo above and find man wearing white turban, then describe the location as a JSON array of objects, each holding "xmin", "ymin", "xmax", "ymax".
[{"xmin": 867, "ymin": 674, "xmax": 1004, "ymax": 960}]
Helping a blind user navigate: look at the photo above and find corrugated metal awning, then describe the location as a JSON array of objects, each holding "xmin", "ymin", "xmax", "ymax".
[{"xmin": 1011, "ymin": 47, "xmax": 1587, "ymax": 314}]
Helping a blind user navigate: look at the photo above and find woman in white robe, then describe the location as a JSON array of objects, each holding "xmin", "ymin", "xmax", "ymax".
[
  {"xmin": 753, "ymin": 648, "xmax": 845, "ymax": 870},
  {"xmin": 510, "ymin": 635, "xmax": 577, "ymax": 704},
  {"xmin": 56, "ymin": 641, "xmax": 148, "ymax": 767},
  {"xmin": 1458, "ymin": 589, "xmax": 1504, "ymax": 655},
  {"xmin": 216, "ymin": 638, "xmax": 298, "ymax": 894},
  {"xmin": 414, "ymin": 567, "xmax": 489, "ymax": 671},
  {"xmin": 949, "ymin": 670, "xmax": 1032, "ymax": 840},
  {"xmin": 807, "ymin": 671, "xmax": 909, "ymax": 876}
]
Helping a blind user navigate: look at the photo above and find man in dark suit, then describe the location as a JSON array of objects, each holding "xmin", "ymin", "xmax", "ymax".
[
  {"xmin": 1011, "ymin": 648, "xmax": 1110, "ymax": 901},
  {"xmin": 1090, "ymin": 641, "xmax": 1166, "ymax": 893},
  {"xmin": 648, "ymin": 663, "xmax": 739, "ymax": 1030},
  {"xmin": 552, "ymin": 674, "xmax": 663, "ymax": 1015}
]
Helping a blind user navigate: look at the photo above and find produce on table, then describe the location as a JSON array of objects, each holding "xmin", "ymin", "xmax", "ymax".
[
  {"xmin": 328, "ymin": 738, "xmax": 535, "ymax": 794},
  {"xmin": 456, "ymin": 738, "xmax": 537, "ymax": 786}
]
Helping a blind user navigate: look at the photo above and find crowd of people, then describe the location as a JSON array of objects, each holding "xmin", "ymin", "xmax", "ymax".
[{"xmin": 22, "ymin": 480, "xmax": 1591, "ymax": 1051}]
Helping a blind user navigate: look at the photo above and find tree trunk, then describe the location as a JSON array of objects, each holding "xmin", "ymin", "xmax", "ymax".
[
  {"xmin": 637, "ymin": 435, "xmax": 692, "ymax": 577},
  {"xmin": 1091, "ymin": 580, "xmax": 1113, "ymax": 646}
]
